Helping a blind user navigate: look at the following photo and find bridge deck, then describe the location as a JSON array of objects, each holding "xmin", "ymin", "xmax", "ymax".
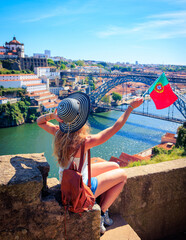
[{"xmin": 94, "ymin": 105, "xmax": 184, "ymax": 124}]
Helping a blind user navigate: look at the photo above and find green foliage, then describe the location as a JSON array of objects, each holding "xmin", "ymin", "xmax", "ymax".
[
  {"xmin": 0, "ymin": 69, "xmax": 33, "ymax": 74},
  {"xmin": 126, "ymin": 146, "xmax": 185, "ymax": 168},
  {"xmin": 60, "ymin": 60, "xmax": 68, "ymax": 66},
  {"xmin": 175, "ymin": 124, "xmax": 186, "ymax": 152},
  {"xmin": 152, "ymin": 146, "xmax": 169, "ymax": 156},
  {"xmin": 60, "ymin": 64, "xmax": 66, "ymax": 70},
  {"xmin": 101, "ymin": 95, "xmax": 110, "ymax": 104},
  {"xmin": 85, "ymin": 77, "xmax": 89, "ymax": 84},
  {"xmin": 0, "ymin": 87, "xmax": 26, "ymax": 97},
  {"xmin": 0, "ymin": 98, "xmax": 39, "ymax": 126},
  {"xmin": 70, "ymin": 63, "xmax": 76, "ymax": 69},
  {"xmin": 27, "ymin": 113, "xmax": 37, "ymax": 122},
  {"xmin": 112, "ymin": 92, "xmax": 122, "ymax": 102},
  {"xmin": 159, "ymin": 65, "xmax": 186, "ymax": 72},
  {"xmin": 0, "ymin": 102, "xmax": 24, "ymax": 126},
  {"xmin": 61, "ymin": 78, "xmax": 66, "ymax": 86},
  {"xmin": 98, "ymin": 62, "xmax": 108, "ymax": 68},
  {"xmin": 47, "ymin": 59, "xmax": 55, "ymax": 66},
  {"xmin": 74, "ymin": 60, "xmax": 84, "ymax": 66},
  {"xmin": 111, "ymin": 65, "xmax": 132, "ymax": 72},
  {"xmin": 91, "ymin": 82, "xmax": 96, "ymax": 90}
]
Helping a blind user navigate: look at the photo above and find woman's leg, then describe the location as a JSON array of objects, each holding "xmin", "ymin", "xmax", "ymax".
[
  {"xmin": 94, "ymin": 168, "xmax": 127, "ymax": 212},
  {"xmin": 91, "ymin": 161, "xmax": 119, "ymax": 177}
]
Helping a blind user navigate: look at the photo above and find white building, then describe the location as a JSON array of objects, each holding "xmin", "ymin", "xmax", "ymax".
[
  {"xmin": 33, "ymin": 50, "xmax": 51, "ymax": 59},
  {"xmin": 0, "ymin": 97, "xmax": 8, "ymax": 104},
  {"xmin": 34, "ymin": 67, "xmax": 59, "ymax": 78},
  {"xmin": 44, "ymin": 50, "xmax": 51, "ymax": 58},
  {"xmin": 49, "ymin": 87, "xmax": 64, "ymax": 95},
  {"xmin": 0, "ymin": 74, "xmax": 47, "ymax": 93}
]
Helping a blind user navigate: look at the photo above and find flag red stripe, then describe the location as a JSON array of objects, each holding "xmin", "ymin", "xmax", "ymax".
[{"xmin": 150, "ymin": 83, "xmax": 178, "ymax": 110}]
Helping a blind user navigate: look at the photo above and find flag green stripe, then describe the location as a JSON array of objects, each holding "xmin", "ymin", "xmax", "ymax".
[{"xmin": 148, "ymin": 73, "xmax": 169, "ymax": 94}]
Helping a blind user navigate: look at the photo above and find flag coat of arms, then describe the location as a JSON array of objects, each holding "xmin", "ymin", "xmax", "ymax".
[{"xmin": 148, "ymin": 73, "xmax": 178, "ymax": 109}]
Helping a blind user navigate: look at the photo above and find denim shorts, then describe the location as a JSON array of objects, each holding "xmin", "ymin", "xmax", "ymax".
[{"xmin": 86, "ymin": 177, "xmax": 98, "ymax": 195}]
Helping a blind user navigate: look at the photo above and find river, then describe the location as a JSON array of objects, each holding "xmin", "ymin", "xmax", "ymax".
[{"xmin": 0, "ymin": 100, "xmax": 183, "ymax": 179}]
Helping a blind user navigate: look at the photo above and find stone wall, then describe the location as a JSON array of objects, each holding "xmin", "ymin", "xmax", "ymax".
[
  {"xmin": 1, "ymin": 153, "xmax": 185, "ymax": 240},
  {"xmin": 0, "ymin": 153, "xmax": 100, "ymax": 240},
  {"xmin": 110, "ymin": 158, "xmax": 186, "ymax": 240}
]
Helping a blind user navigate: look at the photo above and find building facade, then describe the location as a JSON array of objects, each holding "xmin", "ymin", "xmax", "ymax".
[
  {"xmin": 0, "ymin": 74, "xmax": 47, "ymax": 93},
  {"xmin": 20, "ymin": 58, "xmax": 47, "ymax": 70}
]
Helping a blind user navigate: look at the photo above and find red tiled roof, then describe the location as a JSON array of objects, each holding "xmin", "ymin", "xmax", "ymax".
[
  {"xmin": 8, "ymin": 37, "xmax": 21, "ymax": 45},
  {"xmin": 35, "ymin": 93, "xmax": 55, "ymax": 98},
  {"xmin": 0, "ymin": 97, "xmax": 8, "ymax": 100},
  {"xmin": 26, "ymin": 83, "xmax": 45, "ymax": 86},
  {"xmin": 0, "ymin": 80, "xmax": 22, "ymax": 82},
  {"xmin": 27, "ymin": 90, "xmax": 50, "ymax": 96},
  {"xmin": 42, "ymin": 102, "xmax": 59, "ymax": 108},
  {"xmin": 22, "ymin": 78, "xmax": 40, "ymax": 81},
  {"xmin": 163, "ymin": 133, "xmax": 175, "ymax": 138},
  {"xmin": 36, "ymin": 67, "xmax": 56, "ymax": 69},
  {"xmin": 0, "ymin": 78, "xmax": 38, "ymax": 82},
  {"xmin": 133, "ymin": 154, "xmax": 151, "ymax": 161},
  {"xmin": 36, "ymin": 96, "xmax": 57, "ymax": 102},
  {"xmin": 157, "ymin": 143, "xmax": 175, "ymax": 150},
  {"xmin": 0, "ymin": 46, "xmax": 6, "ymax": 49},
  {"xmin": 119, "ymin": 152, "xmax": 141, "ymax": 162}
]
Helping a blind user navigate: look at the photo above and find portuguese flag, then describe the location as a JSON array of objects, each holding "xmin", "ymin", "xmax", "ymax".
[{"xmin": 148, "ymin": 73, "xmax": 178, "ymax": 110}]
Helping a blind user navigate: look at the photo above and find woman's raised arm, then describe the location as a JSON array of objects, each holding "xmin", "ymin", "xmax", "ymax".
[
  {"xmin": 37, "ymin": 109, "xmax": 63, "ymax": 136},
  {"xmin": 85, "ymin": 98, "xmax": 143, "ymax": 149}
]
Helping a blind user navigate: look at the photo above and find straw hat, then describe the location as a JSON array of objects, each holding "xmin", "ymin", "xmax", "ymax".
[{"xmin": 57, "ymin": 92, "xmax": 90, "ymax": 133}]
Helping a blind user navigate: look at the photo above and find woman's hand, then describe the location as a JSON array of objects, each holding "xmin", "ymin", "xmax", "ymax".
[
  {"xmin": 52, "ymin": 109, "xmax": 63, "ymax": 123},
  {"xmin": 130, "ymin": 98, "xmax": 143, "ymax": 109}
]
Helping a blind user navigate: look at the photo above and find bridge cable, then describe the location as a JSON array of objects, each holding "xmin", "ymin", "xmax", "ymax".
[
  {"xmin": 168, "ymin": 106, "xmax": 170, "ymax": 119},
  {"xmin": 172, "ymin": 104, "xmax": 174, "ymax": 119},
  {"xmin": 147, "ymin": 100, "xmax": 149, "ymax": 114}
]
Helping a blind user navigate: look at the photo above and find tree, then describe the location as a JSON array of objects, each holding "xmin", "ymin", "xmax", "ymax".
[
  {"xmin": 98, "ymin": 62, "xmax": 108, "ymax": 68},
  {"xmin": 70, "ymin": 63, "xmax": 76, "ymax": 69},
  {"xmin": 112, "ymin": 92, "xmax": 122, "ymax": 102},
  {"xmin": 176, "ymin": 123, "xmax": 186, "ymax": 152},
  {"xmin": 61, "ymin": 78, "xmax": 66, "ymax": 86},
  {"xmin": 101, "ymin": 95, "xmax": 110, "ymax": 104},
  {"xmin": 74, "ymin": 60, "xmax": 84, "ymax": 66},
  {"xmin": 85, "ymin": 77, "xmax": 89, "ymax": 84},
  {"xmin": 47, "ymin": 59, "xmax": 55, "ymax": 66},
  {"xmin": 60, "ymin": 64, "xmax": 66, "ymax": 70}
]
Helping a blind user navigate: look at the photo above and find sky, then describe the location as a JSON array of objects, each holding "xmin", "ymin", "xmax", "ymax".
[{"xmin": 1, "ymin": 0, "xmax": 186, "ymax": 65}]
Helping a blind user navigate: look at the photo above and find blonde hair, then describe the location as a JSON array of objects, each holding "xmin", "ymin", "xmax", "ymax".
[{"xmin": 53, "ymin": 124, "xmax": 90, "ymax": 167}]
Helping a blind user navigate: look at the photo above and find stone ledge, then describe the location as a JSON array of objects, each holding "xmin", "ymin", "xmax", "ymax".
[
  {"xmin": 110, "ymin": 158, "xmax": 186, "ymax": 240},
  {"xmin": 0, "ymin": 153, "xmax": 101, "ymax": 240}
]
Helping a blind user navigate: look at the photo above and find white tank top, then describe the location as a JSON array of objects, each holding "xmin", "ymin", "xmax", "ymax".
[{"xmin": 59, "ymin": 153, "xmax": 88, "ymax": 184}]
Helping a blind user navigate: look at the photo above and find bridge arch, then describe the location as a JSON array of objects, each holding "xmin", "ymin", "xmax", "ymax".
[
  {"xmin": 89, "ymin": 75, "xmax": 186, "ymax": 119},
  {"xmin": 89, "ymin": 75, "xmax": 154, "ymax": 103}
]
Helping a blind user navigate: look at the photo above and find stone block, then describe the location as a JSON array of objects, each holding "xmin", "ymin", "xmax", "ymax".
[
  {"xmin": 0, "ymin": 153, "xmax": 101, "ymax": 240},
  {"xmin": 110, "ymin": 158, "xmax": 186, "ymax": 240}
]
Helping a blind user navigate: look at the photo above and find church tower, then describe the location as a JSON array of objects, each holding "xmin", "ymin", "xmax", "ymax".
[{"xmin": 5, "ymin": 37, "xmax": 24, "ymax": 58}]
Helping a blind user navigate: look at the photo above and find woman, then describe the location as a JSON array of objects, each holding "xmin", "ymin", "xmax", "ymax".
[{"xmin": 37, "ymin": 92, "xmax": 143, "ymax": 234}]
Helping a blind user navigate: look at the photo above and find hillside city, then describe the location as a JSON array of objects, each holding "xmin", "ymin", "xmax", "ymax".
[{"xmin": 0, "ymin": 37, "xmax": 186, "ymax": 123}]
